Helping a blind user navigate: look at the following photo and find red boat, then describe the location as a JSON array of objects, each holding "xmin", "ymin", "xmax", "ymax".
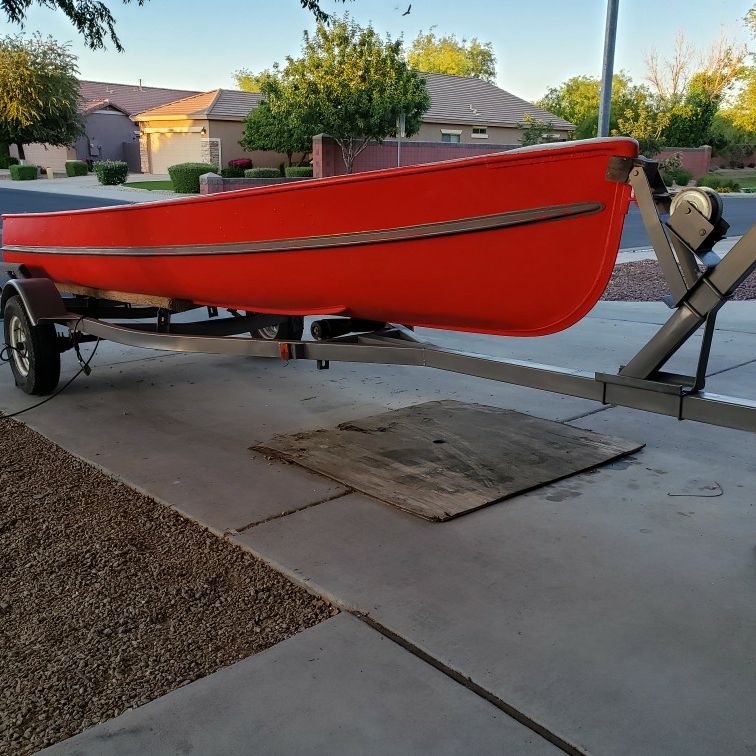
[{"xmin": 1, "ymin": 137, "xmax": 638, "ymax": 336}]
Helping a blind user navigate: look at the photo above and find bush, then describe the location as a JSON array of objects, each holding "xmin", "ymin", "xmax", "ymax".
[
  {"xmin": 696, "ymin": 175, "xmax": 741, "ymax": 192},
  {"xmin": 93, "ymin": 160, "xmax": 128, "ymax": 185},
  {"xmin": 168, "ymin": 162, "xmax": 218, "ymax": 193},
  {"xmin": 220, "ymin": 165, "xmax": 245, "ymax": 178},
  {"xmin": 65, "ymin": 160, "xmax": 88, "ymax": 177},
  {"xmin": 228, "ymin": 158, "xmax": 253, "ymax": 170},
  {"xmin": 673, "ymin": 168, "xmax": 692, "ymax": 186},
  {"xmin": 10, "ymin": 164, "xmax": 38, "ymax": 181},
  {"xmin": 660, "ymin": 170, "xmax": 674, "ymax": 188},
  {"xmin": 284, "ymin": 166, "xmax": 313, "ymax": 178},
  {"xmin": 244, "ymin": 167, "xmax": 280, "ymax": 178},
  {"xmin": 0, "ymin": 154, "xmax": 20, "ymax": 169}
]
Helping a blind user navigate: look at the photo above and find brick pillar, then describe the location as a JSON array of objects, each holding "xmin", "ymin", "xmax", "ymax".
[
  {"xmin": 139, "ymin": 133, "xmax": 150, "ymax": 174},
  {"xmin": 312, "ymin": 134, "xmax": 324, "ymax": 178},
  {"xmin": 312, "ymin": 133, "xmax": 338, "ymax": 178},
  {"xmin": 701, "ymin": 145, "xmax": 712, "ymax": 176},
  {"xmin": 200, "ymin": 172, "xmax": 223, "ymax": 195}
]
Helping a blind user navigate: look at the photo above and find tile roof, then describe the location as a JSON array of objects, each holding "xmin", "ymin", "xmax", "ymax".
[
  {"xmin": 129, "ymin": 77, "xmax": 572, "ymax": 130},
  {"xmin": 78, "ymin": 80, "xmax": 201, "ymax": 117},
  {"xmin": 133, "ymin": 89, "xmax": 263, "ymax": 121},
  {"xmin": 422, "ymin": 72, "xmax": 574, "ymax": 130},
  {"xmin": 80, "ymin": 99, "xmax": 130, "ymax": 116}
]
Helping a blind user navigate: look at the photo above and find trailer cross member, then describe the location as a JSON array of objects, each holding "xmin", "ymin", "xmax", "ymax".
[{"xmin": 1, "ymin": 158, "xmax": 754, "ymax": 432}]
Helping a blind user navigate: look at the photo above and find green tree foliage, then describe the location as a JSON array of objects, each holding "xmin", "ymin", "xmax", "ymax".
[
  {"xmin": 518, "ymin": 115, "xmax": 557, "ymax": 147},
  {"xmin": 257, "ymin": 17, "xmax": 430, "ymax": 173},
  {"xmin": 536, "ymin": 73, "xmax": 647, "ymax": 139},
  {"xmin": 240, "ymin": 98, "xmax": 312, "ymax": 166},
  {"xmin": 233, "ymin": 69, "xmax": 268, "ymax": 92},
  {"xmin": 0, "ymin": 34, "xmax": 84, "ymax": 160},
  {"xmin": 1, "ymin": 0, "xmax": 146, "ymax": 51},
  {"xmin": 615, "ymin": 95, "xmax": 670, "ymax": 156},
  {"xmin": 407, "ymin": 29, "xmax": 496, "ymax": 81}
]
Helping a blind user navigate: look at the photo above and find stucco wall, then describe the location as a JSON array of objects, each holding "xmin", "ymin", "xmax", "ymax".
[
  {"xmin": 206, "ymin": 120, "xmax": 292, "ymax": 169},
  {"xmin": 413, "ymin": 121, "xmax": 571, "ymax": 144},
  {"xmin": 77, "ymin": 110, "xmax": 139, "ymax": 162},
  {"xmin": 313, "ymin": 134, "xmax": 521, "ymax": 178},
  {"xmin": 9, "ymin": 143, "xmax": 75, "ymax": 171}
]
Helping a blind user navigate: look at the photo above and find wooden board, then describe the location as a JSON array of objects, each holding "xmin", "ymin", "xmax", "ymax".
[
  {"xmin": 53, "ymin": 281, "xmax": 195, "ymax": 312},
  {"xmin": 255, "ymin": 400, "xmax": 644, "ymax": 521}
]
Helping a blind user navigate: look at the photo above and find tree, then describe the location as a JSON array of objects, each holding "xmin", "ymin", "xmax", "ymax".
[
  {"xmin": 615, "ymin": 95, "xmax": 670, "ymax": 156},
  {"xmin": 518, "ymin": 115, "xmax": 557, "ymax": 147},
  {"xmin": 234, "ymin": 69, "xmax": 268, "ymax": 93},
  {"xmin": 407, "ymin": 29, "xmax": 496, "ymax": 81},
  {"xmin": 537, "ymin": 72, "xmax": 649, "ymax": 139},
  {"xmin": 260, "ymin": 17, "xmax": 430, "ymax": 173},
  {"xmin": 240, "ymin": 98, "xmax": 312, "ymax": 166},
  {"xmin": 0, "ymin": 34, "xmax": 84, "ymax": 160},
  {"xmin": 1, "ymin": 0, "xmax": 146, "ymax": 51}
]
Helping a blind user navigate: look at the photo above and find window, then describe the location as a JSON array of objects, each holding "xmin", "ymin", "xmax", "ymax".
[
  {"xmin": 441, "ymin": 130, "xmax": 462, "ymax": 144},
  {"xmin": 472, "ymin": 126, "xmax": 488, "ymax": 138}
]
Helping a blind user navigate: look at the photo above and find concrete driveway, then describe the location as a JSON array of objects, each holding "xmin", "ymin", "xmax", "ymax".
[{"xmin": 3, "ymin": 299, "xmax": 756, "ymax": 755}]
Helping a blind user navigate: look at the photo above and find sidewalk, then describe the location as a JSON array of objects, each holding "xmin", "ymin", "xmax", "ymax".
[
  {"xmin": 2, "ymin": 300, "xmax": 755, "ymax": 754},
  {"xmin": 617, "ymin": 234, "xmax": 741, "ymax": 262},
  {"xmin": 0, "ymin": 171, "xmax": 177, "ymax": 203}
]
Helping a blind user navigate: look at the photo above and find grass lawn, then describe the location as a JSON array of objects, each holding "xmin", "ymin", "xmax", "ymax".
[
  {"xmin": 123, "ymin": 180, "xmax": 174, "ymax": 191},
  {"xmin": 708, "ymin": 168, "xmax": 756, "ymax": 190}
]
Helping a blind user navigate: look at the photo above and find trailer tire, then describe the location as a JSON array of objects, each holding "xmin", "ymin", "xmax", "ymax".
[
  {"xmin": 2, "ymin": 296, "xmax": 61, "ymax": 395},
  {"xmin": 252, "ymin": 316, "xmax": 304, "ymax": 341}
]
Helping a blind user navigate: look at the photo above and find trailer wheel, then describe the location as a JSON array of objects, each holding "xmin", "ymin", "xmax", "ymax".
[
  {"xmin": 2, "ymin": 296, "xmax": 60, "ymax": 395},
  {"xmin": 252, "ymin": 316, "xmax": 304, "ymax": 341}
]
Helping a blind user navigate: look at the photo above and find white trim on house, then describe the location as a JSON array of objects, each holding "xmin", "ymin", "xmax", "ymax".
[
  {"xmin": 440, "ymin": 129, "xmax": 463, "ymax": 135},
  {"xmin": 471, "ymin": 126, "xmax": 489, "ymax": 139},
  {"xmin": 143, "ymin": 126, "xmax": 206, "ymax": 134}
]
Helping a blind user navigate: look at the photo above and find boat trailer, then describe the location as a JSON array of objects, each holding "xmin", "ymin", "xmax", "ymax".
[{"xmin": 2, "ymin": 157, "xmax": 755, "ymax": 433}]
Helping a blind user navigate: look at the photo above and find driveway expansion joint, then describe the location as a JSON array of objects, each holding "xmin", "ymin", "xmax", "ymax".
[
  {"xmin": 236, "ymin": 489, "xmax": 352, "ymax": 532},
  {"xmin": 354, "ymin": 611, "xmax": 588, "ymax": 756}
]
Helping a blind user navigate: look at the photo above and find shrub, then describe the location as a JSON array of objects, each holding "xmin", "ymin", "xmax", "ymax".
[
  {"xmin": 748, "ymin": 163, "xmax": 755, "ymax": 169},
  {"xmin": 10, "ymin": 164, "xmax": 38, "ymax": 180},
  {"xmin": 696, "ymin": 175, "xmax": 741, "ymax": 192},
  {"xmin": 220, "ymin": 165, "xmax": 245, "ymax": 178},
  {"xmin": 167, "ymin": 162, "xmax": 218, "ymax": 193},
  {"xmin": 0, "ymin": 154, "xmax": 20, "ymax": 169},
  {"xmin": 65, "ymin": 160, "xmax": 88, "ymax": 177},
  {"xmin": 660, "ymin": 170, "xmax": 674, "ymax": 188},
  {"xmin": 228, "ymin": 158, "xmax": 253, "ymax": 170},
  {"xmin": 94, "ymin": 160, "xmax": 128, "ymax": 185},
  {"xmin": 284, "ymin": 166, "xmax": 313, "ymax": 178},
  {"xmin": 244, "ymin": 167, "xmax": 280, "ymax": 178},
  {"xmin": 673, "ymin": 168, "xmax": 692, "ymax": 186}
]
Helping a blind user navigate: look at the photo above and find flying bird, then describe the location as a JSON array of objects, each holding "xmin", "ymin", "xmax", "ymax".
[{"xmin": 402, "ymin": 4, "xmax": 411, "ymax": 16}]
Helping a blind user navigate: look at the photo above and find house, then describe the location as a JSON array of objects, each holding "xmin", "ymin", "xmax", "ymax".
[
  {"xmin": 415, "ymin": 72, "xmax": 574, "ymax": 143},
  {"xmin": 133, "ymin": 90, "xmax": 283, "ymax": 174},
  {"xmin": 133, "ymin": 74, "xmax": 573, "ymax": 175},
  {"xmin": 10, "ymin": 80, "xmax": 200, "ymax": 172}
]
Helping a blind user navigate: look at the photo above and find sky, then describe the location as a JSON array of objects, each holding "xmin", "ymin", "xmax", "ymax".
[{"xmin": 2, "ymin": 0, "xmax": 753, "ymax": 101}]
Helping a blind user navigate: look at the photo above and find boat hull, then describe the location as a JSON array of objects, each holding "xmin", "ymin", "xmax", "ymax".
[{"xmin": 2, "ymin": 138, "xmax": 637, "ymax": 336}]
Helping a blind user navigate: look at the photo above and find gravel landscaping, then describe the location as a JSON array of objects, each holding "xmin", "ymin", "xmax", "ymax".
[
  {"xmin": 0, "ymin": 418, "xmax": 337, "ymax": 755},
  {"xmin": 603, "ymin": 260, "xmax": 756, "ymax": 301}
]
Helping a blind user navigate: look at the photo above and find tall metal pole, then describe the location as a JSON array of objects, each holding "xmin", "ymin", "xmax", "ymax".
[{"xmin": 597, "ymin": 0, "xmax": 620, "ymax": 137}]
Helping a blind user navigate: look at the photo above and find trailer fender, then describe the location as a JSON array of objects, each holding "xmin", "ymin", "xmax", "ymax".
[{"xmin": 1, "ymin": 278, "xmax": 71, "ymax": 326}]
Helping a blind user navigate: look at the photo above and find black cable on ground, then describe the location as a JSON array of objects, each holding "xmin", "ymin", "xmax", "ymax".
[{"xmin": 0, "ymin": 320, "xmax": 99, "ymax": 420}]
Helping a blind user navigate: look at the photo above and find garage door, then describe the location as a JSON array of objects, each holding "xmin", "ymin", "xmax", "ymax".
[{"xmin": 148, "ymin": 132, "xmax": 203, "ymax": 174}]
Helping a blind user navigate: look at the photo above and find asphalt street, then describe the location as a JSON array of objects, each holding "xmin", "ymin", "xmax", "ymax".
[
  {"xmin": 0, "ymin": 186, "xmax": 754, "ymax": 251},
  {"xmin": 0, "ymin": 187, "xmax": 130, "ymax": 237}
]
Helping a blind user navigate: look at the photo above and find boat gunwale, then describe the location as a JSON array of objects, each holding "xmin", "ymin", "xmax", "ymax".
[{"xmin": 0, "ymin": 137, "xmax": 639, "ymax": 225}]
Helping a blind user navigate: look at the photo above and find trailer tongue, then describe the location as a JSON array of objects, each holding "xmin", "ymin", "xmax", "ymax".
[{"xmin": 2, "ymin": 143, "xmax": 755, "ymax": 433}]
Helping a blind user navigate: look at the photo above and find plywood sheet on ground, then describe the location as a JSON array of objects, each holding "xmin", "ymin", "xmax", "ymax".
[{"xmin": 254, "ymin": 400, "xmax": 644, "ymax": 521}]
